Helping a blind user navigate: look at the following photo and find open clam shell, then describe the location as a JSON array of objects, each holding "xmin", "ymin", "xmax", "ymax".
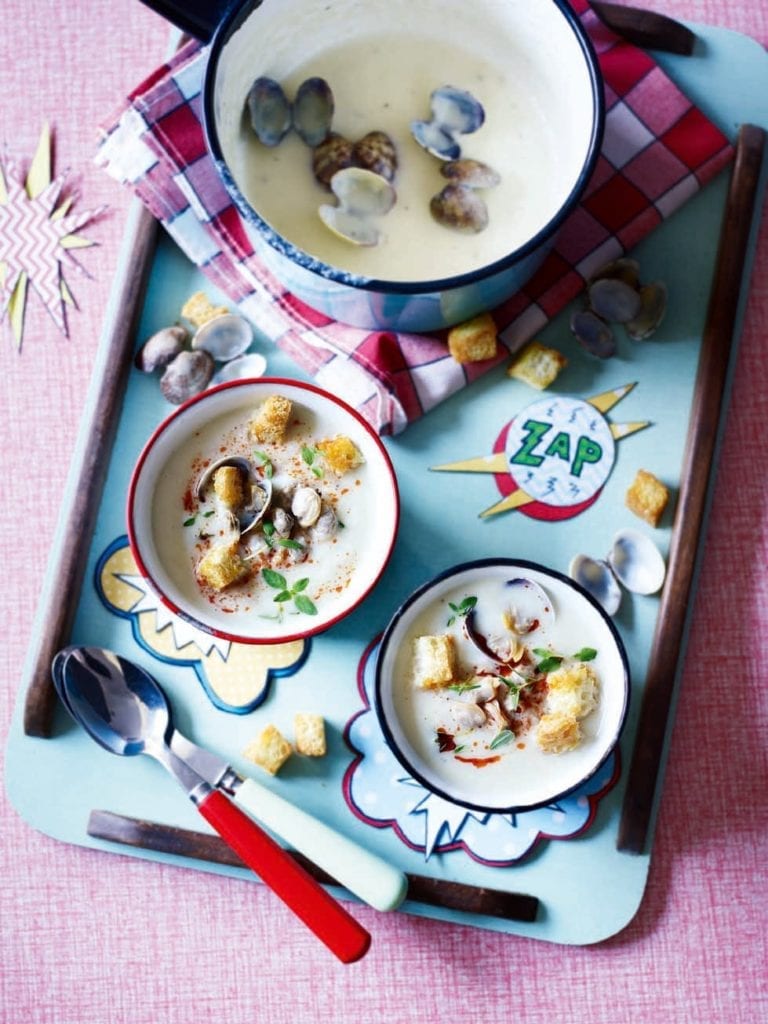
[
  {"xmin": 626, "ymin": 282, "xmax": 668, "ymax": 341},
  {"xmin": 195, "ymin": 455, "xmax": 273, "ymax": 535},
  {"xmin": 191, "ymin": 313, "xmax": 253, "ymax": 362},
  {"xmin": 465, "ymin": 576, "xmax": 555, "ymax": 662},
  {"xmin": 246, "ymin": 76, "xmax": 292, "ymax": 147},
  {"xmin": 569, "ymin": 554, "xmax": 622, "ymax": 617},
  {"xmin": 608, "ymin": 528, "xmax": 666, "ymax": 595},
  {"xmin": 588, "ymin": 257, "xmax": 641, "ymax": 291},
  {"xmin": 210, "ymin": 352, "xmax": 267, "ymax": 386},
  {"xmin": 292, "ymin": 76, "xmax": 334, "ymax": 147},
  {"xmin": 319, "ymin": 167, "xmax": 396, "ymax": 246},
  {"xmin": 411, "ymin": 85, "xmax": 485, "ymax": 160},
  {"xmin": 587, "ymin": 277, "xmax": 643, "ymax": 324},
  {"xmin": 570, "ymin": 309, "xmax": 616, "ymax": 359}
]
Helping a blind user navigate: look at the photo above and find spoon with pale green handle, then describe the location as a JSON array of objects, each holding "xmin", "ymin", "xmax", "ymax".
[{"xmin": 53, "ymin": 646, "xmax": 407, "ymax": 913}]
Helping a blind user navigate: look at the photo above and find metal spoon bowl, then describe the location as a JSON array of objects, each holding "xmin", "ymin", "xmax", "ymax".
[{"xmin": 55, "ymin": 645, "xmax": 370, "ymax": 962}]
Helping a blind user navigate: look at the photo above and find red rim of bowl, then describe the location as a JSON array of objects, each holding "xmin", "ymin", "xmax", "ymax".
[{"xmin": 126, "ymin": 377, "xmax": 400, "ymax": 645}]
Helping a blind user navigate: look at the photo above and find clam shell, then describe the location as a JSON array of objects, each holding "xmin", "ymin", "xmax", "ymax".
[
  {"xmin": 330, "ymin": 167, "xmax": 396, "ymax": 217},
  {"xmin": 570, "ymin": 309, "xmax": 616, "ymax": 359},
  {"xmin": 588, "ymin": 277, "xmax": 643, "ymax": 324},
  {"xmin": 210, "ymin": 353, "xmax": 267, "ymax": 386},
  {"xmin": 430, "ymin": 184, "xmax": 488, "ymax": 233},
  {"xmin": 410, "ymin": 120, "xmax": 460, "ymax": 160},
  {"xmin": 608, "ymin": 528, "xmax": 666, "ymax": 595},
  {"xmin": 191, "ymin": 313, "xmax": 253, "ymax": 362},
  {"xmin": 352, "ymin": 131, "xmax": 398, "ymax": 182},
  {"xmin": 318, "ymin": 206, "xmax": 380, "ymax": 246},
  {"xmin": 312, "ymin": 133, "xmax": 355, "ymax": 188},
  {"xmin": 569, "ymin": 554, "xmax": 622, "ymax": 616},
  {"xmin": 195, "ymin": 456, "xmax": 273, "ymax": 536},
  {"xmin": 441, "ymin": 159, "xmax": 500, "ymax": 189},
  {"xmin": 292, "ymin": 77, "xmax": 334, "ymax": 147},
  {"xmin": 504, "ymin": 576, "xmax": 556, "ymax": 633},
  {"xmin": 626, "ymin": 281, "xmax": 668, "ymax": 340},
  {"xmin": 247, "ymin": 77, "xmax": 292, "ymax": 147},
  {"xmin": 431, "ymin": 85, "xmax": 485, "ymax": 136},
  {"xmin": 318, "ymin": 167, "xmax": 396, "ymax": 246},
  {"xmin": 159, "ymin": 350, "xmax": 214, "ymax": 404},
  {"xmin": 588, "ymin": 257, "xmax": 641, "ymax": 291},
  {"xmin": 135, "ymin": 325, "xmax": 188, "ymax": 373},
  {"xmin": 465, "ymin": 576, "xmax": 555, "ymax": 663}
]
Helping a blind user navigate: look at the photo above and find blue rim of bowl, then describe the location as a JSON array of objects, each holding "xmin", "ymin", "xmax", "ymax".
[
  {"xmin": 126, "ymin": 376, "xmax": 400, "ymax": 646},
  {"xmin": 373, "ymin": 558, "xmax": 630, "ymax": 815},
  {"xmin": 201, "ymin": 0, "xmax": 606, "ymax": 294}
]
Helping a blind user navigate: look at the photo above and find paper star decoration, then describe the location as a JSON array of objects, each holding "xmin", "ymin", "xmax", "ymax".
[{"xmin": 0, "ymin": 123, "xmax": 106, "ymax": 350}]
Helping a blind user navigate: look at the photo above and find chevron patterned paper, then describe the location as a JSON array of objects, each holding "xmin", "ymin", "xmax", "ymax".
[{"xmin": 0, "ymin": 124, "xmax": 105, "ymax": 349}]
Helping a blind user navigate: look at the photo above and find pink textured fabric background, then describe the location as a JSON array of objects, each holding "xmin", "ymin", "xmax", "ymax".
[{"xmin": 1, "ymin": 2, "xmax": 766, "ymax": 1021}]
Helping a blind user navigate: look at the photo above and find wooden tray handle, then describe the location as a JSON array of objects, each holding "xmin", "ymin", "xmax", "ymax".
[
  {"xmin": 617, "ymin": 124, "xmax": 766, "ymax": 854},
  {"xmin": 23, "ymin": 203, "xmax": 158, "ymax": 737}
]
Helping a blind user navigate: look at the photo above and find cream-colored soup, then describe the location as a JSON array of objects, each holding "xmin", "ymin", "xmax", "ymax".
[
  {"xmin": 150, "ymin": 405, "xmax": 369, "ymax": 634},
  {"xmin": 379, "ymin": 566, "xmax": 626, "ymax": 810},
  {"xmin": 216, "ymin": 0, "xmax": 595, "ymax": 282}
]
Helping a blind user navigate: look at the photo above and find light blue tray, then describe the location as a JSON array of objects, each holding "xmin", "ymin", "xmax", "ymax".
[{"xmin": 6, "ymin": 23, "xmax": 767, "ymax": 945}]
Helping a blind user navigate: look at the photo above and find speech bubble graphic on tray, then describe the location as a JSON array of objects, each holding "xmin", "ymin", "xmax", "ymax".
[
  {"xmin": 94, "ymin": 536, "xmax": 308, "ymax": 713},
  {"xmin": 432, "ymin": 383, "xmax": 649, "ymax": 521}
]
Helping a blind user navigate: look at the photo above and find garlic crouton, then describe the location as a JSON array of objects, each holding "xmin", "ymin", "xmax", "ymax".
[
  {"xmin": 625, "ymin": 468, "xmax": 669, "ymax": 527},
  {"xmin": 544, "ymin": 663, "xmax": 599, "ymax": 720},
  {"xmin": 212, "ymin": 465, "xmax": 245, "ymax": 508},
  {"xmin": 242, "ymin": 724, "xmax": 293, "ymax": 776},
  {"xmin": 249, "ymin": 394, "xmax": 292, "ymax": 444},
  {"xmin": 181, "ymin": 290, "xmax": 229, "ymax": 327},
  {"xmin": 412, "ymin": 634, "xmax": 457, "ymax": 689},
  {"xmin": 536, "ymin": 711, "xmax": 581, "ymax": 753},
  {"xmin": 294, "ymin": 713, "xmax": 327, "ymax": 757},
  {"xmin": 316, "ymin": 435, "xmax": 364, "ymax": 476},
  {"xmin": 447, "ymin": 312, "xmax": 498, "ymax": 364},
  {"xmin": 197, "ymin": 543, "xmax": 248, "ymax": 591},
  {"xmin": 507, "ymin": 340, "xmax": 567, "ymax": 390}
]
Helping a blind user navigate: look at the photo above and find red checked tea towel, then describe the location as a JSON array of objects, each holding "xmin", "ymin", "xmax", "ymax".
[{"xmin": 97, "ymin": 0, "xmax": 732, "ymax": 434}]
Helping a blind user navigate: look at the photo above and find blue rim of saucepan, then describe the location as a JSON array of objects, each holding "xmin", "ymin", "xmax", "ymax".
[
  {"xmin": 373, "ymin": 558, "xmax": 631, "ymax": 815},
  {"xmin": 201, "ymin": 0, "xmax": 606, "ymax": 294}
]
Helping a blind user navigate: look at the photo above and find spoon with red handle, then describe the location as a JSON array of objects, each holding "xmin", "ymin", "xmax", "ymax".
[{"xmin": 54, "ymin": 645, "xmax": 370, "ymax": 963}]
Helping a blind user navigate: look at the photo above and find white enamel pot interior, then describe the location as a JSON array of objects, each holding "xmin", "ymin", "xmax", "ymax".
[{"xmin": 197, "ymin": 0, "xmax": 604, "ymax": 332}]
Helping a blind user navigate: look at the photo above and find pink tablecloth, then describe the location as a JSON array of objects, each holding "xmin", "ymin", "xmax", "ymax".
[{"xmin": 1, "ymin": 3, "xmax": 766, "ymax": 1022}]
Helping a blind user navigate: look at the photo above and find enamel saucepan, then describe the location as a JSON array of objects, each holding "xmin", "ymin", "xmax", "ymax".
[{"xmin": 140, "ymin": 0, "xmax": 604, "ymax": 331}]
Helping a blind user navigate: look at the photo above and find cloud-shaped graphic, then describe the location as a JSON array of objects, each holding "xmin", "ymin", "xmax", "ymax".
[
  {"xmin": 95, "ymin": 536, "xmax": 308, "ymax": 714},
  {"xmin": 343, "ymin": 638, "xmax": 619, "ymax": 865}
]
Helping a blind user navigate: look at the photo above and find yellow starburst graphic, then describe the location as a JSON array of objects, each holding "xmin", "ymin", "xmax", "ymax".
[{"xmin": 0, "ymin": 124, "xmax": 106, "ymax": 350}]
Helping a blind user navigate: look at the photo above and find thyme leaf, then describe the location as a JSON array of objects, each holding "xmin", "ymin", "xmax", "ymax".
[
  {"xmin": 277, "ymin": 538, "xmax": 304, "ymax": 551},
  {"xmin": 574, "ymin": 647, "xmax": 597, "ymax": 661},
  {"xmin": 447, "ymin": 682, "xmax": 481, "ymax": 695},
  {"xmin": 294, "ymin": 594, "xmax": 317, "ymax": 615},
  {"xmin": 489, "ymin": 729, "xmax": 513, "ymax": 750},
  {"xmin": 262, "ymin": 568, "xmax": 287, "ymax": 590}
]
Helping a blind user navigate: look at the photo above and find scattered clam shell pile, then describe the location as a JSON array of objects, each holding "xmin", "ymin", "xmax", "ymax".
[
  {"xmin": 571, "ymin": 258, "xmax": 668, "ymax": 358},
  {"xmin": 135, "ymin": 302, "xmax": 264, "ymax": 404},
  {"xmin": 246, "ymin": 75, "xmax": 398, "ymax": 246},
  {"xmin": 569, "ymin": 528, "xmax": 666, "ymax": 616},
  {"xmin": 411, "ymin": 86, "xmax": 499, "ymax": 233},
  {"xmin": 246, "ymin": 76, "xmax": 498, "ymax": 242}
]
